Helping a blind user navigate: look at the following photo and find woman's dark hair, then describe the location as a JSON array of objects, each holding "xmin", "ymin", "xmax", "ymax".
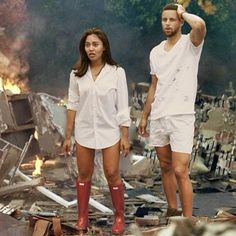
[{"xmin": 73, "ymin": 28, "xmax": 118, "ymax": 77}]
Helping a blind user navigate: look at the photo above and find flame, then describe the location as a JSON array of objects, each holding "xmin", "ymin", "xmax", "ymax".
[
  {"xmin": 176, "ymin": 0, "xmax": 191, "ymax": 8},
  {"xmin": 34, "ymin": 130, "xmax": 39, "ymax": 140},
  {"xmin": 32, "ymin": 155, "xmax": 43, "ymax": 177},
  {"xmin": 198, "ymin": 0, "xmax": 216, "ymax": 15},
  {"xmin": 59, "ymin": 98, "xmax": 67, "ymax": 107},
  {"xmin": 0, "ymin": 77, "xmax": 21, "ymax": 94}
]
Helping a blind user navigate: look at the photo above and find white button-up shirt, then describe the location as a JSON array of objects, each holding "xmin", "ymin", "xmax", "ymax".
[{"xmin": 67, "ymin": 64, "xmax": 131, "ymax": 149}]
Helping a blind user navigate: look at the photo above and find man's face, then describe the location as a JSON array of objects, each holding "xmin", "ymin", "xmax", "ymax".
[{"xmin": 161, "ymin": 10, "xmax": 182, "ymax": 38}]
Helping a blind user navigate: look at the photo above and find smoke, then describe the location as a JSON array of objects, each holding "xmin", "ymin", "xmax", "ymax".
[
  {"xmin": 2, "ymin": 0, "xmax": 231, "ymax": 96},
  {"xmin": 0, "ymin": 0, "xmax": 29, "ymax": 93}
]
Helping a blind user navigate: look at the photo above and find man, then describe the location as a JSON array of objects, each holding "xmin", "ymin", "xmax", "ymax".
[{"xmin": 138, "ymin": 3, "xmax": 206, "ymax": 218}]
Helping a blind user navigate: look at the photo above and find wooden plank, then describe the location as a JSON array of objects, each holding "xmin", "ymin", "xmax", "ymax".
[
  {"xmin": 135, "ymin": 216, "xmax": 160, "ymax": 226},
  {"xmin": 0, "ymin": 178, "xmax": 44, "ymax": 196},
  {"xmin": 6, "ymin": 94, "xmax": 29, "ymax": 101},
  {"xmin": 32, "ymin": 219, "xmax": 51, "ymax": 236},
  {"xmin": 0, "ymin": 146, "xmax": 21, "ymax": 184},
  {"xmin": 2, "ymin": 124, "xmax": 35, "ymax": 133},
  {"xmin": 8, "ymin": 199, "xmax": 25, "ymax": 208},
  {"xmin": 0, "ymin": 149, "xmax": 7, "ymax": 172},
  {"xmin": 52, "ymin": 217, "xmax": 63, "ymax": 236},
  {"xmin": 129, "ymin": 223, "xmax": 167, "ymax": 236},
  {"xmin": 136, "ymin": 194, "xmax": 166, "ymax": 204}
]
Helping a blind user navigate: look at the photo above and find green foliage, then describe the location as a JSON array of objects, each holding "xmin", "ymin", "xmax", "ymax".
[
  {"xmin": 105, "ymin": 0, "xmax": 236, "ymax": 95},
  {"xmin": 105, "ymin": 0, "xmax": 168, "ymax": 30}
]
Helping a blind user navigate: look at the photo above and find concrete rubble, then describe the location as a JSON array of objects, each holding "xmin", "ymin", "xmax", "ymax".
[{"xmin": 0, "ymin": 82, "xmax": 235, "ymax": 235}]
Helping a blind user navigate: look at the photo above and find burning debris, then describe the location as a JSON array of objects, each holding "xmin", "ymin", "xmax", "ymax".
[
  {"xmin": 0, "ymin": 2, "xmax": 235, "ymax": 231},
  {"xmin": 32, "ymin": 155, "xmax": 43, "ymax": 177},
  {"xmin": 0, "ymin": 70, "xmax": 235, "ymax": 236},
  {"xmin": 28, "ymin": 92, "xmax": 66, "ymax": 155},
  {"xmin": 0, "ymin": 81, "xmax": 235, "ymax": 235},
  {"xmin": 0, "ymin": 1, "xmax": 234, "ymax": 235},
  {"xmin": 0, "ymin": 0, "xmax": 29, "ymax": 95},
  {"xmin": 130, "ymin": 82, "xmax": 236, "ymax": 179},
  {"xmin": 192, "ymin": 89, "xmax": 236, "ymax": 177}
]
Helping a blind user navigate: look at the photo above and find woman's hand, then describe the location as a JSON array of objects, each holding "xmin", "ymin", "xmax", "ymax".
[
  {"xmin": 120, "ymin": 137, "xmax": 130, "ymax": 157},
  {"xmin": 63, "ymin": 138, "xmax": 71, "ymax": 156}
]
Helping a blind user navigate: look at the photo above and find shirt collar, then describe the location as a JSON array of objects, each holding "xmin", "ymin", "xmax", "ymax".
[{"xmin": 87, "ymin": 63, "xmax": 112, "ymax": 80}]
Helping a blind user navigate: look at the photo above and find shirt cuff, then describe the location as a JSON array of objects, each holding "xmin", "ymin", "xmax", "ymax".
[
  {"xmin": 66, "ymin": 102, "xmax": 79, "ymax": 111},
  {"xmin": 120, "ymin": 120, "xmax": 131, "ymax": 127}
]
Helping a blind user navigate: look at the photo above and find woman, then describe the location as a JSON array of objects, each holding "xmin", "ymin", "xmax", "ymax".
[{"xmin": 63, "ymin": 28, "xmax": 130, "ymax": 235}]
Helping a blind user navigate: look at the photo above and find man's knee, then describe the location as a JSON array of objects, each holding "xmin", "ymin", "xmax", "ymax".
[
  {"xmin": 159, "ymin": 160, "xmax": 173, "ymax": 173},
  {"xmin": 173, "ymin": 166, "xmax": 189, "ymax": 179}
]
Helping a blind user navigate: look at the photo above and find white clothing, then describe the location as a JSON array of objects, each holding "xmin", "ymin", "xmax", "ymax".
[
  {"xmin": 67, "ymin": 64, "xmax": 131, "ymax": 149},
  {"xmin": 149, "ymin": 114, "xmax": 195, "ymax": 154},
  {"xmin": 150, "ymin": 34, "xmax": 204, "ymax": 120}
]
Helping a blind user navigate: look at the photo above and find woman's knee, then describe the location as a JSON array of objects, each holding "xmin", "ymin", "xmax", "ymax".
[
  {"xmin": 78, "ymin": 168, "xmax": 93, "ymax": 181},
  {"xmin": 104, "ymin": 169, "xmax": 120, "ymax": 183}
]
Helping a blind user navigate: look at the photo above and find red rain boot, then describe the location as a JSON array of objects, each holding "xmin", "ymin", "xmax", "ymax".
[
  {"xmin": 109, "ymin": 183, "xmax": 125, "ymax": 235},
  {"xmin": 76, "ymin": 180, "xmax": 91, "ymax": 231}
]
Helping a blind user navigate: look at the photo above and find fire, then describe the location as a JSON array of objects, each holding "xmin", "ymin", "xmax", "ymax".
[
  {"xmin": 34, "ymin": 130, "xmax": 39, "ymax": 140},
  {"xmin": 32, "ymin": 155, "xmax": 43, "ymax": 177},
  {"xmin": 0, "ymin": 77, "xmax": 21, "ymax": 94}
]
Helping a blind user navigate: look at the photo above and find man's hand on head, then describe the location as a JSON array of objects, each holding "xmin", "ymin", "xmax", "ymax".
[{"xmin": 176, "ymin": 4, "xmax": 186, "ymax": 20}]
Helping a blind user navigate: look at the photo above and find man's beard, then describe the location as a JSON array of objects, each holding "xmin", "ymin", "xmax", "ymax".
[{"xmin": 163, "ymin": 28, "xmax": 179, "ymax": 38}]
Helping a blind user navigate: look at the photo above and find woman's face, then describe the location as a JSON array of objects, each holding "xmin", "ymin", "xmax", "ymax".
[{"xmin": 85, "ymin": 34, "xmax": 105, "ymax": 63}]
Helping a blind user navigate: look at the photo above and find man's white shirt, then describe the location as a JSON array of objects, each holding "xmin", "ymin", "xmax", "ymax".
[{"xmin": 150, "ymin": 34, "xmax": 204, "ymax": 120}]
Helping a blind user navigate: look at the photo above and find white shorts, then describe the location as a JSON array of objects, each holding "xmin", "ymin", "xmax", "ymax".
[{"xmin": 149, "ymin": 114, "xmax": 195, "ymax": 154}]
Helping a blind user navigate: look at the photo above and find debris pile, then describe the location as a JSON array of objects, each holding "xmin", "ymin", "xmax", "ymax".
[{"xmin": 0, "ymin": 81, "xmax": 235, "ymax": 235}]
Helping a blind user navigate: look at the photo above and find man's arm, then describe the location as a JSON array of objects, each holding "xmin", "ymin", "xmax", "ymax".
[
  {"xmin": 177, "ymin": 4, "xmax": 206, "ymax": 47},
  {"xmin": 138, "ymin": 74, "xmax": 158, "ymax": 135}
]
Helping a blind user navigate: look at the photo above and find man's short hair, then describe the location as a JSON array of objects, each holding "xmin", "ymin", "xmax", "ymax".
[{"xmin": 163, "ymin": 3, "xmax": 178, "ymax": 11}]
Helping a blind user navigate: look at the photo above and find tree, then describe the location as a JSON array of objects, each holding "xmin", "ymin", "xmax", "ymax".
[
  {"xmin": 105, "ymin": 0, "xmax": 236, "ymax": 95},
  {"xmin": 21, "ymin": 0, "xmax": 236, "ymax": 96}
]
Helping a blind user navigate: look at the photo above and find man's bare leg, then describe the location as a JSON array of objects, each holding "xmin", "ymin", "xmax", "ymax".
[
  {"xmin": 156, "ymin": 145, "xmax": 178, "ymax": 210},
  {"xmin": 172, "ymin": 151, "xmax": 193, "ymax": 217}
]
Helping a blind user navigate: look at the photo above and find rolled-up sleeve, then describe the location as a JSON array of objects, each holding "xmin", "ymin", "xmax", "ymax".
[
  {"xmin": 116, "ymin": 68, "xmax": 131, "ymax": 127},
  {"xmin": 67, "ymin": 71, "xmax": 80, "ymax": 111}
]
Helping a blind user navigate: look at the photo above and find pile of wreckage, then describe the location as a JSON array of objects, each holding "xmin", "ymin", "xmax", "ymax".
[{"xmin": 0, "ymin": 82, "xmax": 236, "ymax": 235}]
